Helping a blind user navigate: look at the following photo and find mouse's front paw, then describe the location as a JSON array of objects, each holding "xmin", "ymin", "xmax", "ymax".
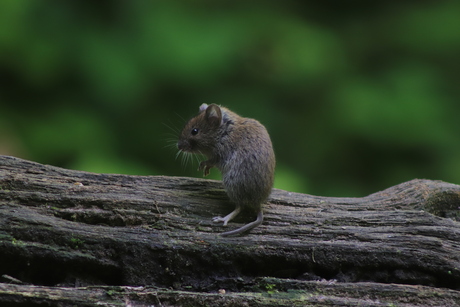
[
  {"xmin": 212, "ymin": 216, "xmax": 228, "ymax": 226},
  {"xmin": 198, "ymin": 161, "xmax": 211, "ymax": 176}
]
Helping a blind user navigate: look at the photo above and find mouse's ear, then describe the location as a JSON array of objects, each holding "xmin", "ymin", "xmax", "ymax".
[
  {"xmin": 205, "ymin": 104, "xmax": 222, "ymax": 127},
  {"xmin": 199, "ymin": 103, "xmax": 208, "ymax": 112}
]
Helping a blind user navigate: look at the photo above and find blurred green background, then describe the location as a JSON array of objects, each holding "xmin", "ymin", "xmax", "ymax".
[{"xmin": 1, "ymin": 1, "xmax": 459, "ymax": 197}]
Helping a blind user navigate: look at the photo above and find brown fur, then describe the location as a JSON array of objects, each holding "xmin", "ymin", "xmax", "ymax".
[{"xmin": 177, "ymin": 104, "xmax": 275, "ymax": 236}]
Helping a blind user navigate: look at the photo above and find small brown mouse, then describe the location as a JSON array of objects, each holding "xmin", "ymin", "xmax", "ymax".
[{"xmin": 177, "ymin": 104, "xmax": 275, "ymax": 236}]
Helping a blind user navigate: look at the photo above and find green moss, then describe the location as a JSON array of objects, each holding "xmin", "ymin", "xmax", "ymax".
[
  {"xmin": 264, "ymin": 283, "xmax": 278, "ymax": 295},
  {"xmin": 69, "ymin": 237, "xmax": 85, "ymax": 249},
  {"xmin": 11, "ymin": 238, "xmax": 26, "ymax": 246},
  {"xmin": 0, "ymin": 233, "xmax": 14, "ymax": 242}
]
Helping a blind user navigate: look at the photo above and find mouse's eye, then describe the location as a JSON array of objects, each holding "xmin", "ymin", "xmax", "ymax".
[{"xmin": 191, "ymin": 128, "xmax": 199, "ymax": 135}]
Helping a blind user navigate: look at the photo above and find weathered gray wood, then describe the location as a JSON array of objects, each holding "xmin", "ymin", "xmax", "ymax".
[
  {"xmin": 0, "ymin": 155, "xmax": 459, "ymax": 306},
  {"xmin": 1, "ymin": 281, "xmax": 460, "ymax": 307}
]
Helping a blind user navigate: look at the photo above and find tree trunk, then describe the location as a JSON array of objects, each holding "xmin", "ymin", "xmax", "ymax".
[{"xmin": 0, "ymin": 155, "xmax": 459, "ymax": 306}]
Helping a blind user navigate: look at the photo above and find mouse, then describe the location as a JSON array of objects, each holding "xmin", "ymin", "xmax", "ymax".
[{"xmin": 177, "ymin": 103, "xmax": 275, "ymax": 236}]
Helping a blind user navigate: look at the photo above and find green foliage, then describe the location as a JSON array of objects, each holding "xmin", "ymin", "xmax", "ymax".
[{"xmin": 1, "ymin": 1, "xmax": 459, "ymax": 196}]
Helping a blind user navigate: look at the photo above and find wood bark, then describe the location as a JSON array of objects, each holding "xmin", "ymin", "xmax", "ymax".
[{"xmin": 0, "ymin": 155, "xmax": 459, "ymax": 306}]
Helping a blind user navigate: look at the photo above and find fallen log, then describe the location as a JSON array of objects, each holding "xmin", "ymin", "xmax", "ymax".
[{"xmin": 0, "ymin": 155, "xmax": 459, "ymax": 306}]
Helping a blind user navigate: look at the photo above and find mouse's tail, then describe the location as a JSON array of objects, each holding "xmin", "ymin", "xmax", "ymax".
[{"xmin": 220, "ymin": 211, "xmax": 263, "ymax": 237}]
